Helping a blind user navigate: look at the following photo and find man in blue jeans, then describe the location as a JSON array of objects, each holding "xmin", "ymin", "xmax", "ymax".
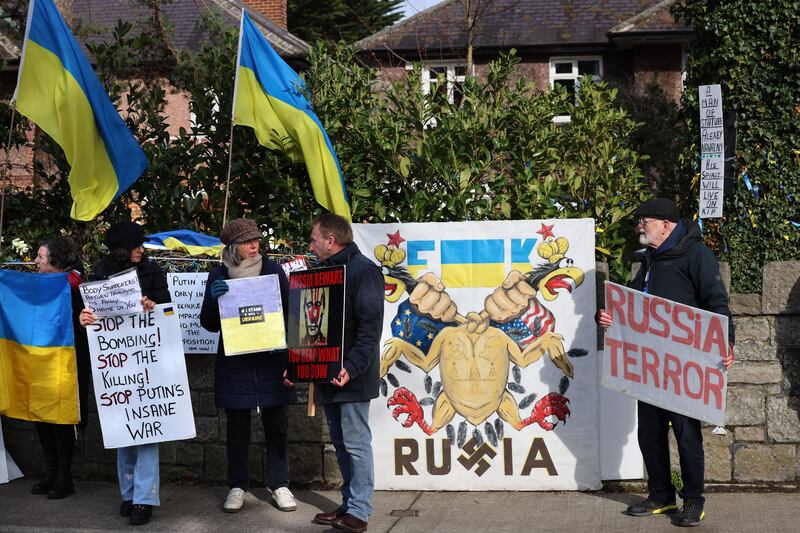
[{"xmin": 308, "ymin": 213, "xmax": 384, "ymax": 533}]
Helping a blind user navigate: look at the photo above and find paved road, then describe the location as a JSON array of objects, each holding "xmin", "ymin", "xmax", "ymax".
[{"xmin": 1, "ymin": 480, "xmax": 799, "ymax": 532}]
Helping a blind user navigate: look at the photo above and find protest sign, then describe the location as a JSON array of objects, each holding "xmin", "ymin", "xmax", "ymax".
[
  {"xmin": 287, "ymin": 266, "xmax": 345, "ymax": 382},
  {"xmin": 79, "ymin": 268, "xmax": 143, "ymax": 317},
  {"xmin": 218, "ymin": 275, "xmax": 286, "ymax": 356},
  {"xmin": 0, "ymin": 417, "xmax": 23, "ymax": 484},
  {"xmin": 86, "ymin": 304, "xmax": 196, "ymax": 448},
  {"xmin": 699, "ymin": 83, "xmax": 725, "ymax": 218},
  {"xmin": 281, "ymin": 255, "xmax": 308, "ymax": 278},
  {"xmin": 354, "ymin": 219, "xmax": 600, "ymax": 490},
  {"xmin": 601, "ymin": 282, "xmax": 728, "ymax": 425},
  {"xmin": 167, "ymin": 273, "xmax": 219, "ymax": 354}
]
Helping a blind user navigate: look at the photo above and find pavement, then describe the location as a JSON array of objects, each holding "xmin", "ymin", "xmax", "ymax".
[{"xmin": 1, "ymin": 480, "xmax": 799, "ymax": 532}]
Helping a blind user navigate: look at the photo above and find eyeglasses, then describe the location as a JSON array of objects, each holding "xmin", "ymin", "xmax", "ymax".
[{"xmin": 637, "ymin": 218, "xmax": 663, "ymax": 227}]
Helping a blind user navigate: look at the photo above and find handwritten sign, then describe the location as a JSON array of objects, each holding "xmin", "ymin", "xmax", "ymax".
[
  {"xmin": 218, "ymin": 275, "xmax": 286, "ymax": 356},
  {"xmin": 699, "ymin": 84, "xmax": 724, "ymax": 218},
  {"xmin": 86, "ymin": 305, "xmax": 196, "ymax": 448},
  {"xmin": 281, "ymin": 255, "xmax": 308, "ymax": 278},
  {"xmin": 601, "ymin": 282, "xmax": 728, "ymax": 424},
  {"xmin": 167, "ymin": 273, "xmax": 219, "ymax": 355},
  {"xmin": 80, "ymin": 268, "xmax": 143, "ymax": 317},
  {"xmin": 287, "ymin": 266, "xmax": 345, "ymax": 382}
]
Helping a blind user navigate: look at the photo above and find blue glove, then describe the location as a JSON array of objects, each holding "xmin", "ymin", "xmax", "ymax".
[{"xmin": 210, "ymin": 279, "xmax": 229, "ymax": 299}]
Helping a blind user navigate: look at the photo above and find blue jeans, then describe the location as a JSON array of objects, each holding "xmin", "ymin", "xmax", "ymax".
[
  {"xmin": 117, "ymin": 443, "xmax": 160, "ymax": 506},
  {"xmin": 324, "ymin": 401, "xmax": 374, "ymax": 522}
]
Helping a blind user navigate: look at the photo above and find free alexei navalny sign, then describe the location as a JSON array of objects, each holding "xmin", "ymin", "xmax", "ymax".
[
  {"xmin": 601, "ymin": 282, "xmax": 729, "ymax": 425},
  {"xmin": 86, "ymin": 304, "xmax": 196, "ymax": 448}
]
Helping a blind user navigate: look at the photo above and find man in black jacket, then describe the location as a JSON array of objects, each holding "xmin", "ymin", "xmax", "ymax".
[
  {"xmin": 307, "ymin": 213, "xmax": 384, "ymax": 533},
  {"xmin": 598, "ymin": 198, "xmax": 734, "ymax": 528}
]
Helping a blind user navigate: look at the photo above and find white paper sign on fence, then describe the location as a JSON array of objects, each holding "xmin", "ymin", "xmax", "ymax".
[
  {"xmin": 354, "ymin": 219, "xmax": 600, "ymax": 491},
  {"xmin": 86, "ymin": 304, "xmax": 196, "ymax": 448},
  {"xmin": 79, "ymin": 268, "xmax": 143, "ymax": 317},
  {"xmin": 699, "ymin": 83, "xmax": 724, "ymax": 219},
  {"xmin": 601, "ymin": 282, "xmax": 729, "ymax": 425},
  {"xmin": 168, "ymin": 272, "xmax": 219, "ymax": 354}
]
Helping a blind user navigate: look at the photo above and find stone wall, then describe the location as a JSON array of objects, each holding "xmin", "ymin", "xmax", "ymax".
[{"xmin": 3, "ymin": 261, "xmax": 799, "ymax": 488}]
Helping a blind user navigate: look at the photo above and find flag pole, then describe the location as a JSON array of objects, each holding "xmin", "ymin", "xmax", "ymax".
[
  {"xmin": 222, "ymin": 122, "xmax": 234, "ymax": 226},
  {"xmin": 0, "ymin": 107, "xmax": 18, "ymax": 256}
]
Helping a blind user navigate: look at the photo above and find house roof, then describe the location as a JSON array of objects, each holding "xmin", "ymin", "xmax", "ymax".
[
  {"xmin": 358, "ymin": 0, "xmax": 690, "ymax": 55},
  {"xmin": 72, "ymin": 0, "xmax": 308, "ymax": 59}
]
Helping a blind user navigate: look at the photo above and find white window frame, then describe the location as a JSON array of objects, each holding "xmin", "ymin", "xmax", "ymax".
[
  {"xmin": 549, "ymin": 56, "xmax": 603, "ymax": 123},
  {"xmin": 409, "ymin": 61, "xmax": 470, "ymax": 104}
]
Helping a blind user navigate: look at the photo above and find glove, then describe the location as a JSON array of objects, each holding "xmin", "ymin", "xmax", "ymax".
[{"xmin": 209, "ymin": 279, "xmax": 229, "ymax": 299}]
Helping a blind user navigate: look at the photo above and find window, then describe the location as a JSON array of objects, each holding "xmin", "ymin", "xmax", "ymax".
[
  {"xmin": 419, "ymin": 63, "xmax": 468, "ymax": 106},
  {"xmin": 549, "ymin": 57, "xmax": 602, "ymax": 122}
]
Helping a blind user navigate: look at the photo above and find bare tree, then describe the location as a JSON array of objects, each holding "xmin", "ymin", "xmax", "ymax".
[{"xmin": 456, "ymin": 0, "xmax": 520, "ymax": 74}]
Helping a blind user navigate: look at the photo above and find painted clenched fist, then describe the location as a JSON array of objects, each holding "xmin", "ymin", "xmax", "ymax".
[
  {"xmin": 409, "ymin": 272, "xmax": 458, "ymax": 322},
  {"xmin": 484, "ymin": 270, "xmax": 537, "ymax": 323}
]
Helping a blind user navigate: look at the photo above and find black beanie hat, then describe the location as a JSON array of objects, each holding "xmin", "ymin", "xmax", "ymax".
[
  {"xmin": 634, "ymin": 198, "xmax": 680, "ymax": 223},
  {"xmin": 105, "ymin": 221, "xmax": 145, "ymax": 251}
]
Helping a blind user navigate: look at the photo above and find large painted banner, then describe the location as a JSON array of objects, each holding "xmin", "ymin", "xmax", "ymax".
[
  {"xmin": 353, "ymin": 219, "xmax": 599, "ymax": 490},
  {"xmin": 86, "ymin": 304, "xmax": 196, "ymax": 448},
  {"xmin": 601, "ymin": 282, "xmax": 729, "ymax": 425}
]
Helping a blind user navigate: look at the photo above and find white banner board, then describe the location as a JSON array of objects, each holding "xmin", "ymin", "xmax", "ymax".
[
  {"xmin": 86, "ymin": 304, "xmax": 196, "ymax": 448},
  {"xmin": 699, "ymin": 83, "xmax": 724, "ymax": 218},
  {"xmin": 168, "ymin": 272, "xmax": 219, "ymax": 354},
  {"xmin": 354, "ymin": 219, "xmax": 600, "ymax": 490},
  {"xmin": 79, "ymin": 268, "xmax": 143, "ymax": 317},
  {"xmin": 601, "ymin": 282, "xmax": 728, "ymax": 425}
]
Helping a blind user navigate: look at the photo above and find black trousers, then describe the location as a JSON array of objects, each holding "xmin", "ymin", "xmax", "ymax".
[
  {"xmin": 637, "ymin": 401, "xmax": 705, "ymax": 505},
  {"xmin": 226, "ymin": 405, "xmax": 289, "ymax": 491}
]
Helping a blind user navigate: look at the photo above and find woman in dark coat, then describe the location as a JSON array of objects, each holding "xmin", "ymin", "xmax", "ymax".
[
  {"xmin": 30, "ymin": 236, "xmax": 90, "ymax": 499},
  {"xmin": 199, "ymin": 218, "xmax": 296, "ymax": 514},
  {"xmin": 79, "ymin": 221, "xmax": 170, "ymax": 526}
]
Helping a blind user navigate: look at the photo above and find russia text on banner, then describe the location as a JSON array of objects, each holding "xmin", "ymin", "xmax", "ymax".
[
  {"xmin": 0, "ymin": 270, "xmax": 79, "ymax": 424},
  {"xmin": 12, "ymin": 0, "xmax": 148, "ymax": 221},
  {"xmin": 232, "ymin": 10, "xmax": 350, "ymax": 220}
]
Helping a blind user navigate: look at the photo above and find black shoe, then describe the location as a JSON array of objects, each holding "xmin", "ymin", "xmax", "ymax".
[
  {"xmin": 677, "ymin": 501, "xmax": 705, "ymax": 527},
  {"xmin": 120, "ymin": 500, "xmax": 133, "ymax": 517},
  {"xmin": 626, "ymin": 497, "xmax": 678, "ymax": 516},
  {"xmin": 129, "ymin": 504, "xmax": 152, "ymax": 526},
  {"xmin": 46, "ymin": 469, "xmax": 74, "ymax": 499},
  {"xmin": 31, "ymin": 471, "xmax": 57, "ymax": 495}
]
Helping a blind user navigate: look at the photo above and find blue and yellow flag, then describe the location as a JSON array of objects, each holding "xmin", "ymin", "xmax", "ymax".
[
  {"xmin": 0, "ymin": 270, "xmax": 78, "ymax": 424},
  {"xmin": 145, "ymin": 229, "xmax": 224, "ymax": 257},
  {"xmin": 12, "ymin": 0, "xmax": 148, "ymax": 221},
  {"xmin": 233, "ymin": 11, "xmax": 350, "ymax": 220}
]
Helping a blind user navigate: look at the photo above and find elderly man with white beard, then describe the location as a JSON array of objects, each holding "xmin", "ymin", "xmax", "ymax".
[{"xmin": 597, "ymin": 197, "xmax": 734, "ymax": 527}]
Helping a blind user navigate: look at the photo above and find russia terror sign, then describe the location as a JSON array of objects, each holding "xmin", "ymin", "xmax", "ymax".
[
  {"xmin": 287, "ymin": 266, "xmax": 345, "ymax": 382},
  {"xmin": 601, "ymin": 282, "xmax": 729, "ymax": 425}
]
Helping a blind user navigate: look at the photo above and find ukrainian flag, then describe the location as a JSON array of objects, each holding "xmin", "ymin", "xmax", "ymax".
[
  {"xmin": 0, "ymin": 270, "xmax": 78, "ymax": 424},
  {"xmin": 145, "ymin": 230, "xmax": 224, "ymax": 257},
  {"xmin": 12, "ymin": 0, "xmax": 148, "ymax": 221},
  {"xmin": 441, "ymin": 239, "xmax": 505, "ymax": 288},
  {"xmin": 233, "ymin": 11, "xmax": 350, "ymax": 220}
]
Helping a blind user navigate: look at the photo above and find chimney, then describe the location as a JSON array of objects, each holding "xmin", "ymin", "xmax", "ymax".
[{"xmin": 242, "ymin": 0, "xmax": 287, "ymax": 30}]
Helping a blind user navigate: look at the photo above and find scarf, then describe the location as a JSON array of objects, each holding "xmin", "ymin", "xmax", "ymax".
[{"xmin": 224, "ymin": 254, "xmax": 263, "ymax": 279}]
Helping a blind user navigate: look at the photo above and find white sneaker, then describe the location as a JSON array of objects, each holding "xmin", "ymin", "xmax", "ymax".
[
  {"xmin": 223, "ymin": 488, "xmax": 246, "ymax": 513},
  {"xmin": 269, "ymin": 486, "xmax": 297, "ymax": 512}
]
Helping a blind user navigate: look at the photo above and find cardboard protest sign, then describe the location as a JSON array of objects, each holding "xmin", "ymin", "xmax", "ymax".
[
  {"xmin": 699, "ymin": 84, "xmax": 724, "ymax": 219},
  {"xmin": 79, "ymin": 268, "xmax": 143, "ymax": 317},
  {"xmin": 281, "ymin": 255, "xmax": 308, "ymax": 278},
  {"xmin": 218, "ymin": 275, "xmax": 286, "ymax": 356},
  {"xmin": 86, "ymin": 304, "xmax": 196, "ymax": 448},
  {"xmin": 167, "ymin": 273, "xmax": 219, "ymax": 355},
  {"xmin": 601, "ymin": 282, "xmax": 729, "ymax": 425},
  {"xmin": 287, "ymin": 266, "xmax": 345, "ymax": 382}
]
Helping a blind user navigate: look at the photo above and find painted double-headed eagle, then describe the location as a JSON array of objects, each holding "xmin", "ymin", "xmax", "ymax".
[{"xmin": 375, "ymin": 226, "xmax": 587, "ymax": 447}]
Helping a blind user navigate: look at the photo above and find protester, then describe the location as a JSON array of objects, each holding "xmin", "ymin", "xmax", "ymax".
[
  {"xmin": 79, "ymin": 221, "xmax": 170, "ymax": 526},
  {"xmin": 307, "ymin": 213, "xmax": 384, "ymax": 533},
  {"xmin": 597, "ymin": 198, "xmax": 734, "ymax": 527},
  {"xmin": 199, "ymin": 218, "xmax": 297, "ymax": 514},
  {"xmin": 29, "ymin": 236, "xmax": 90, "ymax": 499}
]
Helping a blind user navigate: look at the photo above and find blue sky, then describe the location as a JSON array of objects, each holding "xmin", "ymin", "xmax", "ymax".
[{"xmin": 399, "ymin": 0, "xmax": 443, "ymax": 19}]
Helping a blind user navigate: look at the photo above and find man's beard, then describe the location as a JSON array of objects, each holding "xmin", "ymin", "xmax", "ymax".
[{"xmin": 638, "ymin": 231, "xmax": 651, "ymax": 246}]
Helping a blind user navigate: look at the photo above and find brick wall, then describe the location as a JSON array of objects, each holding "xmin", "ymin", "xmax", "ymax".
[{"xmin": 243, "ymin": 0, "xmax": 287, "ymax": 29}]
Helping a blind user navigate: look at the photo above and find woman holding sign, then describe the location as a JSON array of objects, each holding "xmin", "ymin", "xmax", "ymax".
[
  {"xmin": 80, "ymin": 221, "xmax": 170, "ymax": 526},
  {"xmin": 199, "ymin": 218, "xmax": 297, "ymax": 514},
  {"xmin": 30, "ymin": 236, "xmax": 89, "ymax": 499}
]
